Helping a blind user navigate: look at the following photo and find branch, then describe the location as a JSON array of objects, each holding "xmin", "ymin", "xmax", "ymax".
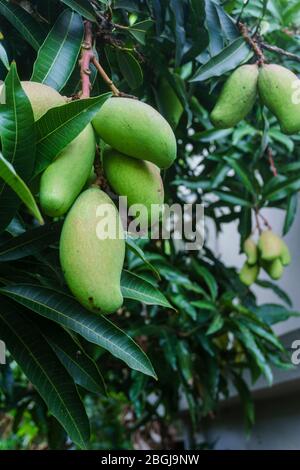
[
  {"xmin": 238, "ymin": 22, "xmax": 265, "ymax": 65},
  {"xmin": 91, "ymin": 56, "xmax": 121, "ymax": 96},
  {"xmin": 260, "ymin": 42, "xmax": 300, "ymax": 64},
  {"xmin": 80, "ymin": 21, "xmax": 94, "ymax": 98},
  {"xmin": 266, "ymin": 146, "xmax": 278, "ymax": 177}
]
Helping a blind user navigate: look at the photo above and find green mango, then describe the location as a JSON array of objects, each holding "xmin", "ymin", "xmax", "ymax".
[
  {"xmin": 243, "ymin": 237, "xmax": 258, "ymax": 265},
  {"xmin": 92, "ymin": 97, "xmax": 177, "ymax": 168},
  {"xmin": 103, "ymin": 146, "xmax": 164, "ymax": 226},
  {"xmin": 263, "ymin": 258, "xmax": 284, "ymax": 280},
  {"xmin": 258, "ymin": 230, "xmax": 282, "ymax": 261},
  {"xmin": 60, "ymin": 188, "xmax": 125, "ymax": 314},
  {"xmin": 157, "ymin": 78, "xmax": 183, "ymax": 129},
  {"xmin": 40, "ymin": 124, "xmax": 96, "ymax": 217},
  {"xmin": 280, "ymin": 240, "xmax": 291, "ymax": 266},
  {"xmin": 0, "ymin": 81, "xmax": 66, "ymax": 120},
  {"xmin": 239, "ymin": 262, "xmax": 259, "ymax": 286},
  {"xmin": 210, "ymin": 64, "xmax": 259, "ymax": 129},
  {"xmin": 258, "ymin": 64, "xmax": 300, "ymax": 135}
]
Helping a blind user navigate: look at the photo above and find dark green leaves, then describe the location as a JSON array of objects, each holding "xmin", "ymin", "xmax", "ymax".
[
  {"xmin": 60, "ymin": 0, "xmax": 98, "ymax": 22},
  {"xmin": 0, "ymin": 63, "xmax": 38, "ymax": 231},
  {"xmin": 31, "ymin": 10, "xmax": 84, "ymax": 91},
  {"xmin": 0, "ymin": 298, "xmax": 90, "ymax": 448},
  {"xmin": 117, "ymin": 51, "xmax": 143, "ymax": 90},
  {"xmin": 121, "ymin": 270, "xmax": 173, "ymax": 308},
  {"xmin": 0, "ymin": 284, "xmax": 157, "ymax": 379},
  {"xmin": 0, "ymin": 0, "xmax": 47, "ymax": 50},
  {"xmin": 34, "ymin": 93, "xmax": 110, "ymax": 174}
]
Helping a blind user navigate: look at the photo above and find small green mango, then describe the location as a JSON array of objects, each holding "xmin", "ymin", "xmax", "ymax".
[
  {"xmin": 243, "ymin": 238, "xmax": 258, "ymax": 265},
  {"xmin": 157, "ymin": 78, "xmax": 183, "ymax": 129},
  {"xmin": 60, "ymin": 188, "xmax": 125, "ymax": 314},
  {"xmin": 210, "ymin": 64, "xmax": 259, "ymax": 129},
  {"xmin": 263, "ymin": 258, "xmax": 284, "ymax": 280},
  {"xmin": 258, "ymin": 230, "xmax": 282, "ymax": 261},
  {"xmin": 92, "ymin": 97, "xmax": 177, "ymax": 168},
  {"xmin": 239, "ymin": 262, "xmax": 259, "ymax": 286},
  {"xmin": 39, "ymin": 124, "xmax": 96, "ymax": 217},
  {"xmin": 0, "ymin": 81, "xmax": 66, "ymax": 120},
  {"xmin": 258, "ymin": 64, "xmax": 300, "ymax": 135},
  {"xmin": 280, "ymin": 240, "xmax": 291, "ymax": 266},
  {"xmin": 103, "ymin": 146, "xmax": 164, "ymax": 226}
]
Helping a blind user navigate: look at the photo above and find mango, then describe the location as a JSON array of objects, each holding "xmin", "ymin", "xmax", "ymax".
[
  {"xmin": 258, "ymin": 230, "xmax": 282, "ymax": 261},
  {"xmin": 210, "ymin": 64, "xmax": 259, "ymax": 129},
  {"xmin": 263, "ymin": 258, "xmax": 284, "ymax": 280},
  {"xmin": 239, "ymin": 262, "xmax": 259, "ymax": 286},
  {"xmin": 60, "ymin": 188, "xmax": 125, "ymax": 314},
  {"xmin": 280, "ymin": 240, "xmax": 291, "ymax": 266},
  {"xmin": 157, "ymin": 78, "xmax": 183, "ymax": 129},
  {"xmin": 258, "ymin": 64, "xmax": 300, "ymax": 135},
  {"xmin": 243, "ymin": 238, "xmax": 257, "ymax": 265},
  {"xmin": 92, "ymin": 97, "xmax": 177, "ymax": 168},
  {"xmin": 103, "ymin": 146, "xmax": 164, "ymax": 226},
  {"xmin": 40, "ymin": 124, "xmax": 96, "ymax": 217},
  {"xmin": 0, "ymin": 81, "xmax": 66, "ymax": 120}
]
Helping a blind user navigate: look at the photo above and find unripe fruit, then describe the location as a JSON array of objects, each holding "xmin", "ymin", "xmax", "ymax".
[
  {"xmin": 239, "ymin": 262, "xmax": 259, "ymax": 286},
  {"xmin": 40, "ymin": 124, "xmax": 96, "ymax": 217},
  {"xmin": 157, "ymin": 78, "xmax": 183, "ymax": 129},
  {"xmin": 280, "ymin": 240, "xmax": 291, "ymax": 266},
  {"xmin": 210, "ymin": 64, "xmax": 259, "ymax": 129},
  {"xmin": 92, "ymin": 97, "xmax": 177, "ymax": 168},
  {"xmin": 258, "ymin": 230, "xmax": 282, "ymax": 261},
  {"xmin": 103, "ymin": 146, "xmax": 164, "ymax": 226},
  {"xmin": 243, "ymin": 238, "xmax": 258, "ymax": 265},
  {"xmin": 0, "ymin": 81, "xmax": 66, "ymax": 120},
  {"xmin": 60, "ymin": 188, "xmax": 125, "ymax": 314},
  {"xmin": 258, "ymin": 64, "xmax": 300, "ymax": 135},
  {"xmin": 264, "ymin": 258, "xmax": 284, "ymax": 280}
]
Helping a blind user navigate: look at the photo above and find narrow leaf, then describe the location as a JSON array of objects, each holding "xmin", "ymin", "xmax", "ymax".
[
  {"xmin": 121, "ymin": 270, "xmax": 173, "ymax": 308},
  {"xmin": 60, "ymin": 0, "xmax": 97, "ymax": 22}
]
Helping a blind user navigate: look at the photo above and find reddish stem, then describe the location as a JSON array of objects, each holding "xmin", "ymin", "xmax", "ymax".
[
  {"xmin": 80, "ymin": 21, "xmax": 94, "ymax": 98},
  {"xmin": 267, "ymin": 147, "xmax": 278, "ymax": 177}
]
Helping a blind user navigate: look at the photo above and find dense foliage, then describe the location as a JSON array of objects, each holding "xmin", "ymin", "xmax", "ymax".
[{"xmin": 0, "ymin": 0, "xmax": 299, "ymax": 449}]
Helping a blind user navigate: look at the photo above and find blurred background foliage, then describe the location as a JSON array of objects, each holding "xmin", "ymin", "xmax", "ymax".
[{"xmin": 0, "ymin": 0, "xmax": 300, "ymax": 449}]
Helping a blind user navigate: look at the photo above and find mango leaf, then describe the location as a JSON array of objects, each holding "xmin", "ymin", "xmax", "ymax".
[
  {"xmin": 0, "ymin": 42, "xmax": 9, "ymax": 70},
  {"xmin": 128, "ymin": 19, "xmax": 154, "ymax": 45},
  {"xmin": 191, "ymin": 37, "xmax": 252, "ymax": 82},
  {"xmin": 36, "ymin": 317, "xmax": 106, "ymax": 395},
  {"xmin": 0, "ymin": 0, "xmax": 47, "ymax": 50},
  {"xmin": 223, "ymin": 155, "xmax": 256, "ymax": 194},
  {"xmin": 283, "ymin": 193, "xmax": 298, "ymax": 235},
  {"xmin": 116, "ymin": 50, "xmax": 143, "ymax": 90},
  {"xmin": 34, "ymin": 93, "xmax": 111, "ymax": 174},
  {"xmin": 31, "ymin": 10, "xmax": 84, "ymax": 91},
  {"xmin": 263, "ymin": 175, "xmax": 300, "ymax": 202},
  {"xmin": 121, "ymin": 270, "xmax": 173, "ymax": 308},
  {"xmin": 0, "ymin": 63, "xmax": 37, "ymax": 231},
  {"xmin": 191, "ymin": 259, "xmax": 218, "ymax": 300},
  {"xmin": 0, "ymin": 283, "xmax": 157, "ymax": 379},
  {"xmin": 253, "ymin": 304, "xmax": 300, "ymax": 326},
  {"xmin": 0, "ymin": 153, "xmax": 43, "ymax": 225},
  {"xmin": 0, "ymin": 222, "xmax": 61, "ymax": 262},
  {"xmin": 206, "ymin": 313, "xmax": 224, "ymax": 335},
  {"xmin": 125, "ymin": 235, "xmax": 160, "ymax": 279},
  {"xmin": 0, "ymin": 298, "xmax": 90, "ymax": 448},
  {"xmin": 60, "ymin": 0, "xmax": 97, "ymax": 22}
]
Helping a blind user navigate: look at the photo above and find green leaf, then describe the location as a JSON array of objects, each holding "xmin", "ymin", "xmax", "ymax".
[
  {"xmin": 0, "ymin": 42, "xmax": 9, "ymax": 70},
  {"xmin": 206, "ymin": 313, "xmax": 224, "ymax": 335},
  {"xmin": 0, "ymin": 63, "xmax": 37, "ymax": 231},
  {"xmin": 37, "ymin": 318, "xmax": 106, "ymax": 395},
  {"xmin": 0, "ymin": 0, "xmax": 47, "ymax": 50},
  {"xmin": 255, "ymin": 280, "xmax": 292, "ymax": 307},
  {"xmin": 31, "ymin": 10, "xmax": 84, "ymax": 91},
  {"xmin": 0, "ymin": 153, "xmax": 43, "ymax": 225},
  {"xmin": 263, "ymin": 175, "xmax": 300, "ymax": 202},
  {"xmin": 128, "ymin": 19, "xmax": 154, "ymax": 45},
  {"xmin": 60, "ymin": 0, "xmax": 97, "ymax": 22},
  {"xmin": 34, "ymin": 93, "xmax": 110, "ymax": 174},
  {"xmin": 0, "ymin": 283, "xmax": 157, "ymax": 379},
  {"xmin": 116, "ymin": 50, "xmax": 143, "ymax": 90},
  {"xmin": 121, "ymin": 270, "xmax": 173, "ymax": 308},
  {"xmin": 254, "ymin": 304, "xmax": 300, "ymax": 326},
  {"xmin": 0, "ymin": 298, "xmax": 90, "ymax": 448},
  {"xmin": 191, "ymin": 37, "xmax": 252, "ymax": 82},
  {"xmin": 223, "ymin": 155, "xmax": 256, "ymax": 194},
  {"xmin": 283, "ymin": 193, "xmax": 298, "ymax": 235},
  {"xmin": 191, "ymin": 259, "xmax": 218, "ymax": 300},
  {"xmin": 214, "ymin": 190, "xmax": 252, "ymax": 207},
  {"xmin": 125, "ymin": 235, "xmax": 160, "ymax": 279},
  {"xmin": 0, "ymin": 222, "xmax": 61, "ymax": 262}
]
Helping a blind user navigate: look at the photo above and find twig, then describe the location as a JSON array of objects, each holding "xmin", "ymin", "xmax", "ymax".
[
  {"xmin": 254, "ymin": 208, "xmax": 262, "ymax": 234},
  {"xmin": 238, "ymin": 22, "xmax": 265, "ymax": 65},
  {"xmin": 266, "ymin": 147, "xmax": 278, "ymax": 177},
  {"xmin": 79, "ymin": 21, "xmax": 94, "ymax": 98},
  {"xmin": 260, "ymin": 42, "xmax": 300, "ymax": 64},
  {"xmin": 91, "ymin": 56, "xmax": 121, "ymax": 96},
  {"xmin": 258, "ymin": 212, "xmax": 272, "ymax": 230}
]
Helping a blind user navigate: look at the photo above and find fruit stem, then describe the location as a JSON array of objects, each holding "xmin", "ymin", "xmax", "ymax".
[
  {"xmin": 266, "ymin": 147, "xmax": 278, "ymax": 177},
  {"xmin": 260, "ymin": 42, "xmax": 300, "ymax": 64},
  {"xmin": 238, "ymin": 22, "xmax": 266, "ymax": 65},
  {"xmin": 80, "ymin": 21, "xmax": 94, "ymax": 98}
]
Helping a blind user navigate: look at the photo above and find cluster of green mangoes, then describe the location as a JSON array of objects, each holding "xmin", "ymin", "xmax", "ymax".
[
  {"xmin": 11, "ymin": 82, "xmax": 176, "ymax": 314},
  {"xmin": 239, "ymin": 230, "xmax": 291, "ymax": 286},
  {"xmin": 210, "ymin": 63, "xmax": 300, "ymax": 135}
]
